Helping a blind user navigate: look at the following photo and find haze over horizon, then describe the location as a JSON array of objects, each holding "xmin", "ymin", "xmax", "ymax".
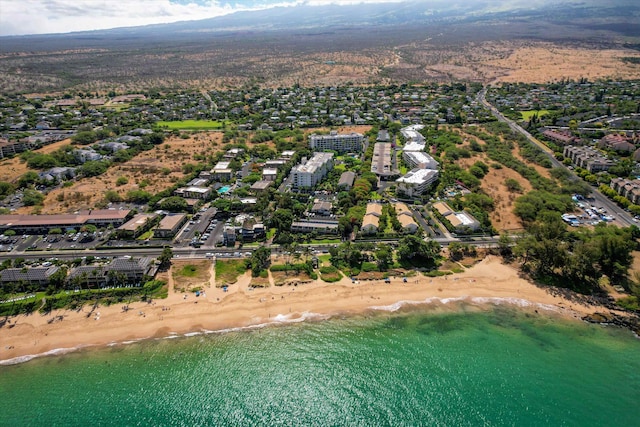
[{"xmin": 0, "ymin": 0, "xmax": 594, "ymax": 37}]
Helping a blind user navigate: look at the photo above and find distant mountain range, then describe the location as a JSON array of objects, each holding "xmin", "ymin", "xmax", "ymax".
[
  {"xmin": 0, "ymin": 0, "xmax": 638, "ymax": 93},
  {"xmin": 1, "ymin": 0, "xmax": 638, "ymax": 47}
]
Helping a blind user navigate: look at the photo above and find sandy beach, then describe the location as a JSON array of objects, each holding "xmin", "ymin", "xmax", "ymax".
[{"xmin": 0, "ymin": 256, "xmax": 618, "ymax": 364}]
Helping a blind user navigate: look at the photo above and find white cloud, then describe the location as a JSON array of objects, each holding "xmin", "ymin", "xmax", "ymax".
[
  {"xmin": 0, "ymin": 0, "xmax": 421, "ymax": 36},
  {"xmin": 0, "ymin": 0, "xmax": 268, "ymax": 36}
]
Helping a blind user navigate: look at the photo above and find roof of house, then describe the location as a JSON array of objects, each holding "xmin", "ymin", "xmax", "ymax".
[
  {"xmin": 157, "ymin": 214, "xmax": 186, "ymax": 230},
  {"xmin": 250, "ymin": 180, "xmax": 272, "ymax": 190},
  {"xmin": 68, "ymin": 265, "xmax": 106, "ymax": 281},
  {"xmin": 0, "ymin": 210, "xmax": 130, "ymax": 228},
  {"xmin": 107, "ymin": 257, "xmax": 152, "ymax": 273},
  {"xmin": 394, "ymin": 202, "xmax": 413, "ymax": 217},
  {"xmin": 311, "ymin": 201, "xmax": 332, "ymax": 212},
  {"xmin": 362, "ymin": 215, "xmax": 380, "ymax": 229},
  {"xmin": 118, "ymin": 213, "xmax": 157, "ymax": 231},
  {"xmin": 0, "ymin": 266, "xmax": 59, "ymax": 282},
  {"xmin": 338, "ymin": 171, "xmax": 356, "ymax": 187},
  {"xmin": 396, "ymin": 169, "xmax": 439, "ymax": 185},
  {"xmin": 432, "ymin": 202, "xmax": 452, "ymax": 216},
  {"xmin": 365, "ymin": 203, "xmax": 383, "ymax": 217},
  {"xmin": 398, "ymin": 214, "xmax": 418, "ymax": 229}
]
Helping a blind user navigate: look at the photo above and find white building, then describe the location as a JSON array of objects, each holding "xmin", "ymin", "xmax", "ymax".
[
  {"xmin": 401, "ymin": 124, "xmax": 426, "ymax": 151},
  {"xmin": 396, "ymin": 169, "xmax": 439, "ymax": 198},
  {"xmin": 292, "ymin": 152, "xmax": 334, "ymax": 189},
  {"xmin": 262, "ymin": 168, "xmax": 278, "ymax": 181},
  {"xmin": 174, "ymin": 186, "xmax": 211, "ymax": 200},
  {"xmin": 403, "ymin": 151, "xmax": 439, "ymax": 170},
  {"xmin": 309, "ymin": 131, "xmax": 363, "ymax": 153}
]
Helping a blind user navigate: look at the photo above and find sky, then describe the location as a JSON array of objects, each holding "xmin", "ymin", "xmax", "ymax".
[{"xmin": 0, "ymin": 0, "xmax": 409, "ymax": 36}]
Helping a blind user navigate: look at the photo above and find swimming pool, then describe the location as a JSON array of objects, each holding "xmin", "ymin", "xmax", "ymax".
[{"xmin": 218, "ymin": 186, "xmax": 231, "ymax": 194}]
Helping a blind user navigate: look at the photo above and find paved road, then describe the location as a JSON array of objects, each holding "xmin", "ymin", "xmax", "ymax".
[
  {"xmin": 0, "ymin": 235, "xmax": 508, "ymax": 262},
  {"xmin": 478, "ymin": 87, "xmax": 635, "ymax": 228}
]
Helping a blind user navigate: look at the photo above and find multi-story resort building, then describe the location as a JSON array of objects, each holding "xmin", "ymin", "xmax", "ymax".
[
  {"xmin": 610, "ymin": 178, "xmax": 640, "ymax": 204},
  {"xmin": 563, "ymin": 145, "xmax": 616, "ymax": 173},
  {"xmin": 291, "ymin": 152, "xmax": 334, "ymax": 189},
  {"xmin": 309, "ymin": 131, "xmax": 363, "ymax": 153},
  {"xmin": 401, "ymin": 125, "xmax": 426, "ymax": 151},
  {"xmin": 155, "ymin": 214, "xmax": 187, "ymax": 238},
  {"xmin": 174, "ymin": 186, "xmax": 212, "ymax": 200},
  {"xmin": 371, "ymin": 143, "xmax": 399, "ymax": 180},
  {"xmin": 403, "ymin": 151, "xmax": 439, "ymax": 170},
  {"xmin": 396, "ymin": 169, "xmax": 439, "ymax": 198}
]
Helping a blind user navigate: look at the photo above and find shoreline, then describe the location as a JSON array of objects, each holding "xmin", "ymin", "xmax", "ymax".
[{"xmin": 0, "ymin": 256, "xmax": 629, "ymax": 365}]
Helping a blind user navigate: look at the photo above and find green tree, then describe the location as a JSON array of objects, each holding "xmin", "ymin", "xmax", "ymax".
[
  {"xmin": 158, "ymin": 196, "xmax": 188, "ymax": 212},
  {"xmin": 497, "ymin": 232, "xmax": 513, "ymax": 259},
  {"xmin": 397, "ymin": 235, "xmax": 441, "ymax": 264},
  {"xmin": 48, "ymin": 266, "xmax": 68, "ymax": 290},
  {"xmin": 249, "ymin": 246, "xmax": 272, "ymax": 277},
  {"xmin": 80, "ymin": 160, "xmax": 109, "ymax": 177},
  {"xmin": 25, "ymin": 153, "xmax": 58, "ymax": 169},
  {"xmin": 504, "ymin": 178, "xmax": 523, "ymax": 193},
  {"xmin": 22, "ymin": 189, "xmax": 44, "ymax": 206},
  {"xmin": 158, "ymin": 247, "xmax": 173, "ymax": 269},
  {"xmin": 72, "ymin": 130, "xmax": 98, "ymax": 145},
  {"xmin": 592, "ymin": 225, "xmax": 634, "ymax": 282},
  {"xmin": 269, "ymin": 209, "xmax": 294, "ymax": 233},
  {"xmin": 115, "ymin": 176, "xmax": 129, "ymax": 186},
  {"xmin": 448, "ymin": 242, "xmax": 465, "ymax": 261},
  {"xmin": 104, "ymin": 190, "xmax": 122, "ymax": 203},
  {"xmin": 125, "ymin": 190, "xmax": 152, "ymax": 204},
  {"xmin": 18, "ymin": 171, "xmax": 40, "ymax": 188},
  {"xmin": 375, "ymin": 244, "xmax": 393, "ymax": 271},
  {"xmin": 0, "ymin": 181, "xmax": 14, "ymax": 197}
]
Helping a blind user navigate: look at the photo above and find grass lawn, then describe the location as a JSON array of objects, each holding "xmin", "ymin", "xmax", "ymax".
[
  {"xmin": 319, "ymin": 265, "xmax": 343, "ymax": 282},
  {"xmin": 178, "ymin": 264, "xmax": 199, "ymax": 277},
  {"xmin": 137, "ymin": 230, "xmax": 153, "ymax": 240},
  {"xmin": 266, "ymin": 228, "xmax": 277, "ymax": 240},
  {"xmin": 310, "ymin": 238, "xmax": 341, "ymax": 244},
  {"xmin": 317, "ymin": 254, "xmax": 332, "ymax": 266},
  {"xmin": 520, "ymin": 110, "xmax": 549, "ymax": 121},
  {"xmin": 172, "ymin": 260, "xmax": 211, "ymax": 291},
  {"xmin": 215, "ymin": 259, "xmax": 246, "ymax": 286},
  {"xmin": 155, "ymin": 120, "xmax": 227, "ymax": 130}
]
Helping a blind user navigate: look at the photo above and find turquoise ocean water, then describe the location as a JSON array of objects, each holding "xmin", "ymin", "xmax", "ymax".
[{"xmin": 1, "ymin": 305, "xmax": 639, "ymax": 426}]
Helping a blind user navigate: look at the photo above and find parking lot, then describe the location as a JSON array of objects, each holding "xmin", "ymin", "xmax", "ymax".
[{"xmin": 176, "ymin": 207, "xmax": 225, "ymax": 248}]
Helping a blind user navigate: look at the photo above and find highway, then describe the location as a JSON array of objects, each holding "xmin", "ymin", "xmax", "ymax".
[{"xmin": 477, "ymin": 87, "xmax": 636, "ymax": 228}]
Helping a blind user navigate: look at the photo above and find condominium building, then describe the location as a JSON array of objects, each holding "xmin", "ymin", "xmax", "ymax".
[
  {"xmin": 610, "ymin": 178, "xmax": 640, "ymax": 204},
  {"xmin": 403, "ymin": 151, "xmax": 439, "ymax": 170},
  {"xmin": 432, "ymin": 201, "xmax": 480, "ymax": 233},
  {"xmin": 309, "ymin": 131, "xmax": 363, "ymax": 153},
  {"xmin": 291, "ymin": 152, "xmax": 334, "ymax": 189},
  {"xmin": 563, "ymin": 145, "xmax": 616, "ymax": 173},
  {"xmin": 361, "ymin": 203, "xmax": 382, "ymax": 235},
  {"xmin": 371, "ymin": 143, "xmax": 399, "ymax": 179},
  {"xmin": 174, "ymin": 186, "xmax": 212, "ymax": 199},
  {"xmin": 401, "ymin": 125, "xmax": 426, "ymax": 151},
  {"xmin": 394, "ymin": 202, "xmax": 419, "ymax": 234},
  {"xmin": 0, "ymin": 138, "xmax": 28, "ymax": 158},
  {"xmin": 396, "ymin": 169, "xmax": 439, "ymax": 198}
]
